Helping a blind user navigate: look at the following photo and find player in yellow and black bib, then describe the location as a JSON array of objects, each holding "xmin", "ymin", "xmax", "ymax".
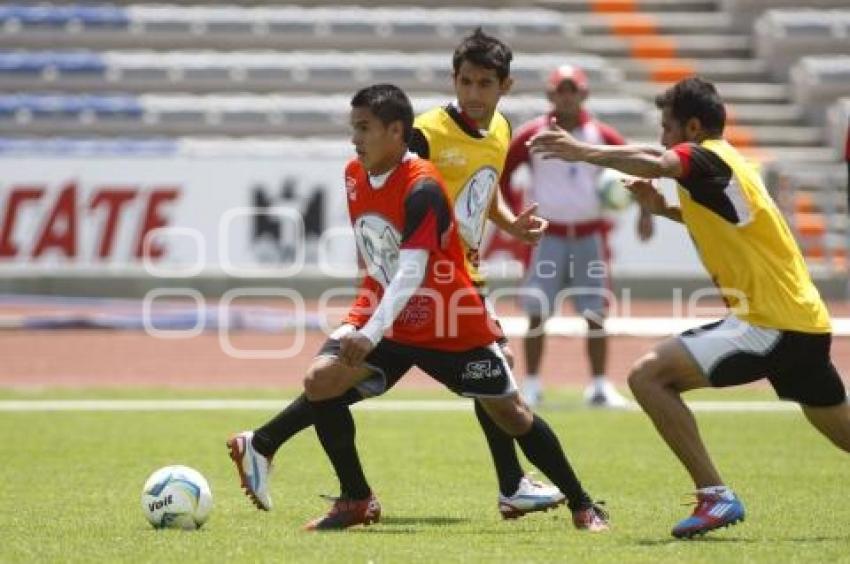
[
  {"xmin": 409, "ymin": 28, "xmax": 607, "ymax": 530},
  {"xmin": 529, "ymin": 76, "xmax": 849, "ymax": 540},
  {"xmin": 410, "ymin": 103, "xmax": 512, "ymax": 285}
]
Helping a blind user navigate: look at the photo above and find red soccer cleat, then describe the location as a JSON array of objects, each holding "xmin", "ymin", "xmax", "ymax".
[
  {"xmin": 572, "ymin": 501, "xmax": 610, "ymax": 532},
  {"xmin": 304, "ymin": 493, "xmax": 382, "ymax": 531}
]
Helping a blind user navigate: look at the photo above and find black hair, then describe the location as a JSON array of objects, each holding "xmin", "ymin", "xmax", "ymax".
[
  {"xmin": 350, "ymin": 83, "xmax": 414, "ymax": 143},
  {"xmin": 452, "ymin": 27, "xmax": 513, "ymax": 81},
  {"xmin": 654, "ymin": 77, "xmax": 726, "ymax": 136}
]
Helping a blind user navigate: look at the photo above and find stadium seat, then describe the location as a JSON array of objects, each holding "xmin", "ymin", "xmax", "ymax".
[
  {"xmin": 765, "ymin": 160, "xmax": 848, "ymax": 269},
  {"xmin": 755, "ymin": 10, "xmax": 850, "ymax": 80},
  {"xmin": 720, "ymin": 0, "xmax": 850, "ymax": 31},
  {"xmin": 0, "ymin": 4, "xmax": 129, "ymax": 27},
  {"xmin": 790, "ymin": 56, "xmax": 850, "ymax": 124},
  {"xmin": 826, "ymin": 97, "xmax": 850, "ymax": 160},
  {"xmin": 0, "ymin": 93, "xmax": 655, "ymax": 137},
  {"xmin": 0, "ymin": 5, "xmax": 578, "ymax": 52},
  {"xmin": 0, "ymin": 50, "xmax": 625, "ymax": 95}
]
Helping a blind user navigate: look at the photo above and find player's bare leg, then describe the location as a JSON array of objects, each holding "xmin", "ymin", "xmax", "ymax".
[
  {"xmin": 801, "ymin": 401, "xmax": 850, "ymax": 452},
  {"xmin": 628, "ymin": 337, "xmax": 745, "ymax": 538},
  {"xmin": 583, "ymin": 316, "xmax": 627, "ymax": 408},
  {"xmin": 522, "ymin": 315, "xmax": 545, "ymax": 406},
  {"xmin": 627, "ymin": 337, "xmax": 721, "ymax": 488},
  {"xmin": 303, "ymin": 356, "xmax": 372, "ymax": 402},
  {"xmin": 586, "ymin": 318, "xmax": 607, "ymax": 378}
]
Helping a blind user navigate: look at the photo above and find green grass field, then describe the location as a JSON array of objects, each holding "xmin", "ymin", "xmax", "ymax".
[{"xmin": 1, "ymin": 389, "xmax": 847, "ymax": 563}]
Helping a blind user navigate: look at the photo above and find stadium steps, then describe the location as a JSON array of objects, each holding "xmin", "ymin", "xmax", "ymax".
[
  {"xmin": 566, "ymin": 0, "xmax": 844, "ymax": 188},
  {"xmin": 0, "ymin": 93, "xmax": 656, "ymax": 138},
  {"xmin": 725, "ymin": 103, "xmax": 806, "ymax": 126},
  {"xmin": 570, "ymin": 12, "xmax": 733, "ymax": 35},
  {"xmin": 744, "ymin": 146, "xmax": 838, "ymax": 164},
  {"xmin": 628, "ymin": 81, "xmax": 791, "ymax": 104},
  {"xmin": 610, "ymin": 57, "xmax": 768, "ymax": 83},
  {"xmin": 724, "ymin": 125, "xmax": 826, "ymax": 147},
  {"xmin": 94, "ymin": 0, "xmax": 720, "ymax": 9},
  {"xmin": 535, "ymin": 0, "xmax": 719, "ymax": 13},
  {"xmin": 0, "ymin": 5, "xmax": 579, "ymax": 52},
  {"xmin": 575, "ymin": 34, "xmax": 751, "ymax": 58},
  {"xmin": 0, "ymin": 50, "xmax": 625, "ymax": 96}
]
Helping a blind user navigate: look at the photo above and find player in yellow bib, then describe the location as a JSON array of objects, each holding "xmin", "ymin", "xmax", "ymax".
[
  {"xmin": 411, "ymin": 102, "xmax": 513, "ymax": 284},
  {"xmin": 410, "ymin": 28, "xmax": 606, "ymax": 526},
  {"xmin": 530, "ymin": 76, "xmax": 849, "ymax": 539}
]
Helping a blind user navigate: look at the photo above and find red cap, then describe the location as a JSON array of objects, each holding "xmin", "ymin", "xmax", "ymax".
[{"xmin": 547, "ymin": 64, "xmax": 589, "ymax": 93}]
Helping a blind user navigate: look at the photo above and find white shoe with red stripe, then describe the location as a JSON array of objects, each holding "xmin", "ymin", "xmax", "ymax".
[
  {"xmin": 226, "ymin": 431, "xmax": 273, "ymax": 511},
  {"xmin": 498, "ymin": 475, "xmax": 565, "ymax": 519}
]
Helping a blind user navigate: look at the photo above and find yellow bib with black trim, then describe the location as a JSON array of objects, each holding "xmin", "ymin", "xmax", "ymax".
[
  {"xmin": 413, "ymin": 107, "xmax": 511, "ymax": 284},
  {"xmin": 677, "ymin": 138, "xmax": 830, "ymax": 333}
]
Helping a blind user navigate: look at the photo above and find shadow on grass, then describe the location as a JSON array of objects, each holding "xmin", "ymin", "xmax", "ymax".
[
  {"xmin": 635, "ymin": 533, "xmax": 850, "ymax": 546},
  {"xmin": 380, "ymin": 516, "xmax": 469, "ymax": 526},
  {"xmin": 634, "ymin": 537, "xmax": 758, "ymax": 546},
  {"xmin": 351, "ymin": 515, "xmax": 470, "ymax": 534}
]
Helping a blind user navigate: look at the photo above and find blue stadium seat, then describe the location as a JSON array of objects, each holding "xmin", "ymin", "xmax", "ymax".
[
  {"xmin": 0, "ymin": 51, "xmax": 106, "ymax": 72},
  {"xmin": 0, "ymin": 93, "xmax": 142, "ymax": 116},
  {"xmin": 0, "ymin": 136, "xmax": 178, "ymax": 155},
  {"xmin": 0, "ymin": 4, "xmax": 129, "ymax": 27}
]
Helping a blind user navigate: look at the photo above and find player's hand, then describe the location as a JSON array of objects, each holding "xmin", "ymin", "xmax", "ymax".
[
  {"xmin": 510, "ymin": 203, "xmax": 549, "ymax": 244},
  {"xmin": 338, "ymin": 331, "xmax": 375, "ymax": 367},
  {"xmin": 637, "ymin": 207, "xmax": 655, "ymax": 242},
  {"xmin": 527, "ymin": 118, "xmax": 585, "ymax": 161},
  {"xmin": 624, "ymin": 178, "xmax": 667, "ymax": 216}
]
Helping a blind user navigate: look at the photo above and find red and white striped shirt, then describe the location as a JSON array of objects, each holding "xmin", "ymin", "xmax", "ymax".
[{"xmin": 502, "ymin": 110, "xmax": 625, "ymax": 224}]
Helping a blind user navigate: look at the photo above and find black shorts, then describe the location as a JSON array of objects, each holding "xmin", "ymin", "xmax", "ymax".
[
  {"xmin": 679, "ymin": 316, "xmax": 847, "ymax": 407},
  {"xmin": 317, "ymin": 337, "xmax": 516, "ymax": 399}
]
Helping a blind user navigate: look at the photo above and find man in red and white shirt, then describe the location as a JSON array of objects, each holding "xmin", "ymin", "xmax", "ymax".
[{"xmin": 501, "ymin": 64, "xmax": 654, "ymax": 407}]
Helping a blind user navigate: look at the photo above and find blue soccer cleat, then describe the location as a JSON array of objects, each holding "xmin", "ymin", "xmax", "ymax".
[{"xmin": 672, "ymin": 491, "xmax": 745, "ymax": 539}]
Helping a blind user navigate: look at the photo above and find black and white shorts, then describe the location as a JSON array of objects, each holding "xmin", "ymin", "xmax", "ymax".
[
  {"xmin": 317, "ymin": 333, "xmax": 517, "ymax": 399},
  {"xmin": 679, "ymin": 315, "xmax": 846, "ymax": 407}
]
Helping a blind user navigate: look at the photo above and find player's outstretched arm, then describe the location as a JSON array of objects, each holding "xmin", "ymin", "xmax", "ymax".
[{"xmin": 528, "ymin": 119, "xmax": 683, "ymax": 180}]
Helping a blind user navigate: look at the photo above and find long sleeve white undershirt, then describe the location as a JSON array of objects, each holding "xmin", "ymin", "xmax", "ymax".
[{"xmin": 359, "ymin": 248, "xmax": 429, "ymax": 345}]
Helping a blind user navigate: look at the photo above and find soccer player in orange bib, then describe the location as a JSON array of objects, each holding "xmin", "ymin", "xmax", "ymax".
[
  {"xmin": 529, "ymin": 76, "xmax": 850, "ymax": 538},
  {"xmin": 229, "ymin": 29, "xmax": 575, "ymax": 525},
  {"xmin": 231, "ymin": 84, "xmax": 608, "ymax": 531}
]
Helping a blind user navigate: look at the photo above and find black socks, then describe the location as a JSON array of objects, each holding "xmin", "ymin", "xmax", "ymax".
[
  {"xmin": 308, "ymin": 396, "xmax": 371, "ymax": 500},
  {"xmin": 474, "ymin": 399, "xmax": 525, "ymax": 497},
  {"xmin": 252, "ymin": 389, "xmax": 363, "ymax": 458},
  {"xmin": 515, "ymin": 414, "xmax": 592, "ymax": 511}
]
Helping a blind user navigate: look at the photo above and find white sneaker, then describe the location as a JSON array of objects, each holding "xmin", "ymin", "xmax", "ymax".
[
  {"xmin": 521, "ymin": 377, "xmax": 542, "ymax": 407},
  {"xmin": 498, "ymin": 475, "xmax": 565, "ymax": 519},
  {"xmin": 583, "ymin": 381, "xmax": 631, "ymax": 409},
  {"xmin": 226, "ymin": 430, "xmax": 273, "ymax": 511}
]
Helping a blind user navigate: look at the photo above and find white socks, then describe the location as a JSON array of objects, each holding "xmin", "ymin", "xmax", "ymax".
[
  {"xmin": 592, "ymin": 375, "xmax": 608, "ymax": 393},
  {"xmin": 697, "ymin": 485, "xmax": 735, "ymax": 500}
]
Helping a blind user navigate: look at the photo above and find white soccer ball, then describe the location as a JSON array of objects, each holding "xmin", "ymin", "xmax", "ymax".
[
  {"xmin": 596, "ymin": 168, "xmax": 634, "ymax": 211},
  {"xmin": 141, "ymin": 465, "xmax": 213, "ymax": 530}
]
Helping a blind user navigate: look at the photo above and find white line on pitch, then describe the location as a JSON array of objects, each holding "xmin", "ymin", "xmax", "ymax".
[
  {"xmin": 497, "ymin": 316, "xmax": 850, "ymax": 337},
  {"xmin": 0, "ymin": 399, "xmax": 799, "ymax": 413}
]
